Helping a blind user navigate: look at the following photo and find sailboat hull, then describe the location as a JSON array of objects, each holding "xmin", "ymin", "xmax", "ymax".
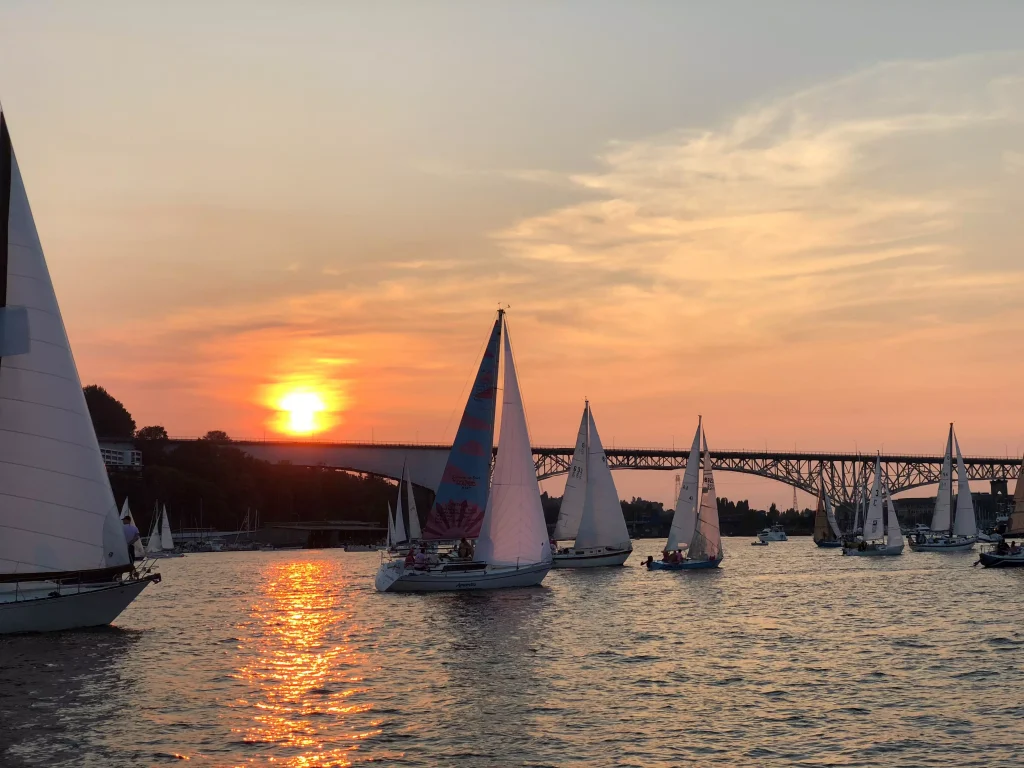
[
  {"xmin": 375, "ymin": 561, "xmax": 550, "ymax": 592},
  {"xmin": 646, "ymin": 558, "xmax": 721, "ymax": 570},
  {"xmin": 842, "ymin": 543, "xmax": 904, "ymax": 557},
  {"xmin": 551, "ymin": 546, "xmax": 631, "ymax": 568},
  {"xmin": 814, "ymin": 540, "xmax": 843, "ymax": 548},
  {"xmin": 0, "ymin": 576, "xmax": 158, "ymax": 634},
  {"xmin": 908, "ymin": 537, "xmax": 976, "ymax": 552}
]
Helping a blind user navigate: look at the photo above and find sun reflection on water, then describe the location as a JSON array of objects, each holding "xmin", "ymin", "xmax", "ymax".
[{"xmin": 232, "ymin": 560, "xmax": 381, "ymax": 766}]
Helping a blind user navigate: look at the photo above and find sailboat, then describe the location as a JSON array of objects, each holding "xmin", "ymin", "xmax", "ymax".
[
  {"xmin": 121, "ymin": 499, "xmax": 146, "ymax": 560},
  {"xmin": 145, "ymin": 504, "xmax": 184, "ymax": 559},
  {"xmin": 378, "ymin": 463, "xmax": 417, "ymax": 553},
  {"xmin": 551, "ymin": 401, "xmax": 632, "ymax": 567},
  {"xmin": 812, "ymin": 483, "xmax": 842, "ymax": 548},
  {"xmin": 909, "ymin": 424, "xmax": 977, "ymax": 552},
  {"xmin": 843, "ymin": 455, "xmax": 904, "ymax": 556},
  {"xmin": 375, "ymin": 310, "xmax": 551, "ymax": 591},
  {"xmin": 1002, "ymin": 457, "xmax": 1024, "ymax": 537},
  {"xmin": 0, "ymin": 105, "xmax": 159, "ymax": 633},
  {"xmin": 647, "ymin": 418, "xmax": 723, "ymax": 570}
]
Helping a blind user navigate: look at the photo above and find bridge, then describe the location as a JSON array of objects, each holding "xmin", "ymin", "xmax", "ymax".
[{"xmin": 164, "ymin": 439, "xmax": 1022, "ymax": 504}]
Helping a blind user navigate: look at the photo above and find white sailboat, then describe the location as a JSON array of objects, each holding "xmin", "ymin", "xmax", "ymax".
[
  {"xmin": 843, "ymin": 454, "xmax": 904, "ymax": 556},
  {"xmin": 647, "ymin": 418, "xmax": 723, "ymax": 570},
  {"xmin": 551, "ymin": 401, "xmax": 632, "ymax": 568},
  {"xmin": 121, "ymin": 499, "xmax": 146, "ymax": 560},
  {"xmin": 375, "ymin": 310, "xmax": 551, "ymax": 592},
  {"xmin": 909, "ymin": 424, "xmax": 977, "ymax": 552},
  {"xmin": 145, "ymin": 504, "xmax": 184, "ymax": 559},
  {"xmin": 0, "ymin": 105, "xmax": 159, "ymax": 633},
  {"xmin": 812, "ymin": 484, "xmax": 842, "ymax": 548}
]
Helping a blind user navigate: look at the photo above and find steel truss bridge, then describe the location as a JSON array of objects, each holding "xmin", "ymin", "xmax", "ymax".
[{"xmin": 172, "ymin": 440, "xmax": 1022, "ymax": 505}]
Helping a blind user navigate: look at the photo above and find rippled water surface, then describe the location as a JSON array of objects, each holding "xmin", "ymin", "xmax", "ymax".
[{"xmin": 1, "ymin": 539, "xmax": 1022, "ymax": 767}]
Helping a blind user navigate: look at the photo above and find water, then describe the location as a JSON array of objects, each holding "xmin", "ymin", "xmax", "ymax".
[{"xmin": 1, "ymin": 539, "xmax": 1022, "ymax": 767}]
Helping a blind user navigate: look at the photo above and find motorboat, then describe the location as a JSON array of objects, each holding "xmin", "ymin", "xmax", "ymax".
[{"xmin": 758, "ymin": 524, "xmax": 788, "ymax": 542}]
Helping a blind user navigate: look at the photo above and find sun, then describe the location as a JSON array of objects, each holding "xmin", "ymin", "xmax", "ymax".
[{"xmin": 279, "ymin": 391, "xmax": 327, "ymax": 435}]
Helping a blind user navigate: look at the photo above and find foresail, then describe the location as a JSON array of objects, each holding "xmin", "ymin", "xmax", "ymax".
[
  {"xmin": 885, "ymin": 486, "xmax": 904, "ymax": 548},
  {"xmin": 690, "ymin": 432, "xmax": 721, "ymax": 560},
  {"xmin": 475, "ymin": 319, "xmax": 551, "ymax": 568},
  {"xmin": 160, "ymin": 506, "xmax": 174, "ymax": 549},
  {"xmin": 931, "ymin": 425, "xmax": 953, "ymax": 532},
  {"xmin": 394, "ymin": 472, "xmax": 407, "ymax": 544},
  {"xmin": 552, "ymin": 405, "xmax": 588, "ymax": 541},
  {"xmin": 824, "ymin": 493, "xmax": 842, "ymax": 538},
  {"xmin": 424, "ymin": 315, "xmax": 501, "ymax": 540},
  {"xmin": 666, "ymin": 419, "xmax": 701, "ymax": 552},
  {"xmin": 574, "ymin": 405, "xmax": 630, "ymax": 550},
  {"xmin": 386, "ymin": 500, "xmax": 395, "ymax": 549},
  {"xmin": 952, "ymin": 435, "xmax": 977, "ymax": 538},
  {"xmin": 405, "ymin": 470, "xmax": 422, "ymax": 540},
  {"xmin": 146, "ymin": 508, "xmax": 162, "ymax": 554},
  {"xmin": 0, "ymin": 108, "xmax": 128, "ymax": 574}
]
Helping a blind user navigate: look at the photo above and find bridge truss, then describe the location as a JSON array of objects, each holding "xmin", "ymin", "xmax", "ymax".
[{"xmin": 533, "ymin": 447, "xmax": 1021, "ymax": 504}]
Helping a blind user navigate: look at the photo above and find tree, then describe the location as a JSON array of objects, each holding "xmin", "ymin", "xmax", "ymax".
[
  {"xmin": 136, "ymin": 425, "xmax": 169, "ymax": 441},
  {"xmin": 83, "ymin": 385, "xmax": 135, "ymax": 439},
  {"xmin": 202, "ymin": 430, "xmax": 231, "ymax": 443}
]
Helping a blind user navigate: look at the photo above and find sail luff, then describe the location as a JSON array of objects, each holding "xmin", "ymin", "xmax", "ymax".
[
  {"xmin": 931, "ymin": 425, "xmax": 953, "ymax": 532},
  {"xmin": 386, "ymin": 500, "xmax": 394, "ymax": 549},
  {"xmin": 552, "ymin": 404, "xmax": 589, "ymax": 541},
  {"xmin": 474, "ymin": 316, "xmax": 551, "ymax": 568},
  {"xmin": 666, "ymin": 418, "xmax": 701, "ymax": 552},
  {"xmin": 423, "ymin": 315, "xmax": 502, "ymax": 540},
  {"xmin": 824, "ymin": 492, "xmax": 842, "ymax": 539},
  {"xmin": 952, "ymin": 435, "xmax": 977, "ymax": 538},
  {"xmin": 160, "ymin": 506, "xmax": 174, "ymax": 550},
  {"xmin": 146, "ymin": 505, "xmax": 162, "ymax": 554},
  {"xmin": 574, "ymin": 404, "xmax": 631, "ymax": 550}
]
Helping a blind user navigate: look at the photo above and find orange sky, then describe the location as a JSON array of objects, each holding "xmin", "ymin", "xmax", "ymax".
[{"xmin": 2, "ymin": 4, "xmax": 1022, "ymax": 507}]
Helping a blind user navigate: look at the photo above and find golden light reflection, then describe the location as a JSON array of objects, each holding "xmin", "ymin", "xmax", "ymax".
[{"xmin": 232, "ymin": 561, "xmax": 381, "ymax": 767}]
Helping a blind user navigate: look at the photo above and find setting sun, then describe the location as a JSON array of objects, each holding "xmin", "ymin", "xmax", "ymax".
[{"xmin": 279, "ymin": 391, "xmax": 327, "ymax": 435}]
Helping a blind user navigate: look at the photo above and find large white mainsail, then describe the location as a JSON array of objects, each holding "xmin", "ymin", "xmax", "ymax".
[
  {"xmin": 665, "ymin": 419, "xmax": 702, "ymax": 552},
  {"xmin": 952, "ymin": 434, "xmax": 977, "ymax": 538},
  {"xmin": 884, "ymin": 486, "xmax": 904, "ymax": 548},
  {"xmin": 931, "ymin": 425, "xmax": 954, "ymax": 532},
  {"xmin": 160, "ymin": 505, "xmax": 174, "ymax": 550},
  {"xmin": 689, "ymin": 430, "xmax": 722, "ymax": 561},
  {"xmin": 0, "ymin": 107, "xmax": 128, "ymax": 576},
  {"xmin": 475, "ymin": 318, "xmax": 551, "ymax": 568},
  {"xmin": 861, "ymin": 455, "xmax": 885, "ymax": 541},
  {"xmin": 405, "ymin": 468, "xmax": 422, "ymax": 541},
  {"xmin": 552, "ymin": 407, "xmax": 588, "ymax": 541},
  {"xmin": 574, "ymin": 404, "xmax": 630, "ymax": 551}
]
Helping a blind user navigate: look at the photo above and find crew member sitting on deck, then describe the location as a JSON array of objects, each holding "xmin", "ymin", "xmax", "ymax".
[
  {"xmin": 404, "ymin": 549, "xmax": 416, "ymax": 567},
  {"xmin": 661, "ymin": 550, "xmax": 671, "ymax": 562},
  {"xmin": 414, "ymin": 547, "xmax": 428, "ymax": 569},
  {"xmin": 457, "ymin": 538, "xmax": 474, "ymax": 559}
]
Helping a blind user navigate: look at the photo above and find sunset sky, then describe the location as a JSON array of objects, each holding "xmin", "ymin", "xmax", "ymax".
[{"xmin": 1, "ymin": 1, "xmax": 1022, "ymax": 507}]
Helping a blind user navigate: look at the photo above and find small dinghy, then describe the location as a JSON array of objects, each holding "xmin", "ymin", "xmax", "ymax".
[
  {"xmin": 751, "ymin": 540, "xmax": 769, "ymax": 546},
  {"xmin": 909, "ymin": 424, "xmax": 977, "ymax": 552},
  {"xmin": 978, "ymin": 547, "xmax": 1024, "ymax": 568},
  {"xmin": 551, "ymin": 401, "xmax": 632, "ymax": 568},
  {"xmin": 646, "ymin": 418, "xmax": 723, "ymax": 571},
  {"xmin": 843, "ymin": 455, "xmax": 904, "ymax": 556}
]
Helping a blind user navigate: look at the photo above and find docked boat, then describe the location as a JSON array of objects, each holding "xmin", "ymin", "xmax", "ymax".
[
  {"xmin": 843, "ymin": 455, "xmax": 904, "ymax": 556},
  {"xmin": 145, "ymin": 504, "xmax": 185, "ymax": 559},
  {"xmin": 375, "ymin": 311, "xmax": 551, "ymax": 592},
  {"xmin": 812, "ymin": 483, "xmax": 842, "ymax": 548},
  {"xmin": 0, "ymin": 106, "xmax": 159, "ymax": 633},
  {"xmin": 551, "ymin": 401, "xmax": 632, "ymax": 568},
  {"xmin": 758, "ymin": 524, "xmax": 788, "ymax": 542},
  {"xmin": 647, "ymin": 418, "xmax": 723, "ymax": 571},
  {"xmin": 909, "ymin": 424, "xmax": 977, "ymax": 552}
]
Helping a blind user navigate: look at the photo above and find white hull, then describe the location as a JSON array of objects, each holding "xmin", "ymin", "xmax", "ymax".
[
  {"xmin": 842, "ymin": 543, "xmax": 904, "ymax": 557},
  {"xmin": 551, "ymin": 546, "xmax": 631, "ymax": 568},
  {"xmin": 758, "ymin": 531, "xmax": 788, "ymax": 542},
  {"xmin": 0, "ymin": 578, "xmax": 154, "ymax": 634},
  {"xmin": 909, "ymin": 537, "xmax": 976, "ymax": 553},
  {"xmin": 375, "ymin": 561, "xmax": 550, "ymax": 593}
]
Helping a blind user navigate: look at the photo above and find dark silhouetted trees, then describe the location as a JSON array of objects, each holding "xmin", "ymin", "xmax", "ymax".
[{"xmin": 83, "ymin": 385, "xmax": 136, "ymax": 438}]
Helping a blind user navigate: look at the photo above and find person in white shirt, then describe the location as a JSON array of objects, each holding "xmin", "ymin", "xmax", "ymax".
[{"xmin": 122, "ymin": 516, "xmax": 141, "ymax": 571}]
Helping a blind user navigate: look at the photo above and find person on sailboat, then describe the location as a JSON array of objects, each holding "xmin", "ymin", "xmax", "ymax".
[
  {"xmin": 122, "ymin": 516, "xmax": 141, "ymax": 571},
  {"xmin": 456, "ymin": 538, "xmax": 474, "ymax": 559},
  {"xmin": 404, "ymin": 549, "xmax": 416, "ymax": 567}
]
